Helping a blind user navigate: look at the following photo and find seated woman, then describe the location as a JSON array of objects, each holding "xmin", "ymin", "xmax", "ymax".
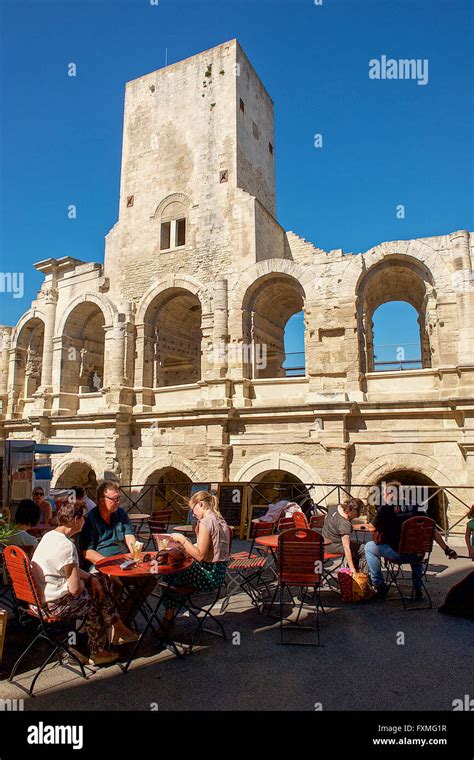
[
  {"xmin": 3, "ymin": 499, "xmax": 40, "ymax": 557},
  {"xmin": 32, "ymin": 487, "xmax": 56, "ymax": 526},
  {"xmin": 31, "ymin": 497, "xmax": 138, "ymax": 665},
  {"xmin": 162, "ymin": 490, "xmax": 231, "ymax": 634},
  {"xmin": 322, "ymin": 497, "xmax": 366, "ymax": 574}
]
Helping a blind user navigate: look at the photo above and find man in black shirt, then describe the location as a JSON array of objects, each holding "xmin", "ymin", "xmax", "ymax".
[{"xmin": 365, "ymin": 480, "xmax": 457, "ymax": 599}]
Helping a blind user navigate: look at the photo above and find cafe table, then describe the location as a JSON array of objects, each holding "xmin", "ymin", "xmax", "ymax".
[{"xmin": 96, "ymin": 551, "xmax": 194, "ymax": 672}]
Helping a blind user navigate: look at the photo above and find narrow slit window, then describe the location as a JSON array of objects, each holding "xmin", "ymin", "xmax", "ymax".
[
  {"xmin": 160, "ymin": 221, "xmax": 171, "ymax": 250},
  {"xmin": 240, "ymin": 98, "xmax": 245, "ymax": 113},
  {"xmin": 176, "ymin": 218, "xmax": 186, "ymax": 247}
]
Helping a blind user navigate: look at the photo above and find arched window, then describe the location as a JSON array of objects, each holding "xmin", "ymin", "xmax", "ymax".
[
  {"xmin": 159, "ymin": 200, "xmax": 187, "ymax": 251},
  {"xmin": 242, "ymin": 275, "xmax": 306, "ymax": 379},
  {"xmin": 371, "ymin": 302, "xmax": 423, "ymax": 371},
  {"xmin": 357, "ymin": 257, "xmax": 434, "ymax": 374}
]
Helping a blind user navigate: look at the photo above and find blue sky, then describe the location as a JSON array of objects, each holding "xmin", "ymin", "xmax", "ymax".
[{"xmin": 0, "ymin": 0, "xmax": 472, "ymax": 364}]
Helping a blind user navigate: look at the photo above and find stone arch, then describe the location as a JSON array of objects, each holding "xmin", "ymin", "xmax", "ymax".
[
  {"xmin": 150, "ymin": 192, "xmax": 192, "ymax": 221},
  {"xmin": 135, "ymin": 275, "xmax": 210, "ymax": 325},
  {"xmin": 56, "ymin": 292, "xmax": 117, "ymax": 337},
  {"xmin": 235, "ymin": 266, "xmax": 309, "ymax": 379},
  {"xmin": 133, "ymin": 454, "xmax": 205, "ymax": 486},
  {"xmin": 234, "ymin": 452, "xmax": 326, "ymax": 504},
  {"xmin": 51, "ymin": 453, "xmax": 103, "ymax": 488},
  {"xmin": 355, "ymin": 254, "xmax": 437, "ymax": 373},
  {"xmin": 352, "ymin": 453, "xmax": 454, "ymax": 495},
  {"xmin": 11, "ymin": 307, "xmax": 45, "ymax": 349},
  {"xmin": 135, "ymin": 277, "xmax": 209, "ymax": 389},
  {"xmin": 229, "ymin": 259, "xmax": 312, "ymax": 318}
]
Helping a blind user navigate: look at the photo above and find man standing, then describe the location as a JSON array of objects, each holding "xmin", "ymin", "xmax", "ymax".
[
  {"xmin": 79, "ymin": 481, "xmax": 155, "ymax": 624},
  {"xmin": 365, "ymin": 480, "xmax": 457, "ymax": 600}
]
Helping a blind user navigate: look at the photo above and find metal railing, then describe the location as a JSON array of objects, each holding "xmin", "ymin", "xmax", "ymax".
[{"xmin": 117, "ymin": 481, "xmax": 473, "ymax": 539}]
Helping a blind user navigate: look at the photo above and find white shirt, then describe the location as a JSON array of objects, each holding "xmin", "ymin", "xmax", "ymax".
[{"xmin": 32, "ymin": 530, "xmax": 79, "ymax": 603}]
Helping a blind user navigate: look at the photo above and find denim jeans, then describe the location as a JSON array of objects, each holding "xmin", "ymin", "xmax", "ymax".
[{"xmin": 364, "ymin": 541, "xmax": 424, "ymax": 591}]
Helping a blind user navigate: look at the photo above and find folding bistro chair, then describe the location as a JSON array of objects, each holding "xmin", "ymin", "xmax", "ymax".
[
  {"xmin": 145, "ymin": 510, "xmax": 173, "ymax": 549},
  {"xmin": 0, "ymin": 546, "xmax": 16, "ymax": 613},
  {"xmin": 384, "ymin": 516, "xmax": 436, "ymax": 610},
  {"xmin": 309, "ymin": 514, "xmax": 325, "ymax": 531},
  {"xmin": 275, "ymin": 528, "xmax": 325, "ymax": 645},
  {"xmin": 249, "ymin": 519, "xmax": 274, "ymax": 557},
  {"xmin": 293, "ymin": 511, "xmax": 310, "ymax": 529},
  {"xmin": 3, "ymin": 545, "xmax": 88, "ymax": 696}
]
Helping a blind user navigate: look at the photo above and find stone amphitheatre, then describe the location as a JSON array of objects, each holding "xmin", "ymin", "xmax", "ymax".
[{"xmin": 1, "ymin": 40, "xmax": 473, "ymax": 531}]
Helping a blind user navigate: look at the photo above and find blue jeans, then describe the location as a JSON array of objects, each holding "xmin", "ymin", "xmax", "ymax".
[{"xmin": 364, "ymin": 541, "xmax": 424, "ymax": 591}]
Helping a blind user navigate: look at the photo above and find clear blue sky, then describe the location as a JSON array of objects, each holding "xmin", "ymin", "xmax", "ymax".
[{"xmin": 0, "ymin": 0, "xmax": 472, "ymax": 364}]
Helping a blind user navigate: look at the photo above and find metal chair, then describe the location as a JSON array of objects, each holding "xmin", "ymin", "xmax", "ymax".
[
  {"xmin": 145, "ymin": 510, "xmax": 173, "ymax": 549},
  {"xmin": 384, "ymin": 516, "xmax": 436, "ymax": 609},
  {"xmin": 276, "ymin": 528, "xmax": 325, "ymax": 646},
  {"xmin": 3, "ymin": 545, "xmax": 88, "ymax": 695},
  {"xmin": 309, "ymin": 514, "xmax": 325, "ymax": 531},
  {"xmin": 293, "ymin": 511, "xmax": 310, "ymax": 529}
]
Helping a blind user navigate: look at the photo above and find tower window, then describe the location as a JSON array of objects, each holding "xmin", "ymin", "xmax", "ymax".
[
  {"xmin": 176, "ymin": 218, "xmax": 186, "ymax": 247},
  {"xmin": 269, "ymin": 142, "xmax": 274, "ymax": 155},
  {"xmin": 219, "ymin": 169, "xmax": 228, "ymax": 183},
  {"xmin": 240, "ymin": 98, "xmax": 245, "ymax": 113},
  {"xmin": 160, "ymin": 221, "xmax": 171, "ymax": 250},
  {"xmin": 126, "ymin": 195, "xmax": 134, "ymax": 207}
]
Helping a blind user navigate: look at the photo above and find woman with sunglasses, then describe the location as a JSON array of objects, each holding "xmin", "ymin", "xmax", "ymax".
[{"xmin": 162, "ymin": 490, "xmax": 231, "ymax": 635}]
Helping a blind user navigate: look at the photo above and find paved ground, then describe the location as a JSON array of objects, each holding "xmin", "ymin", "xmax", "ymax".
[{"xmin": 1, "ymin": 540, "xmax": 472, "ymax": 711}]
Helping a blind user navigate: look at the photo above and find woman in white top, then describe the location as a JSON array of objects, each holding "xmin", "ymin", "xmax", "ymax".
[
  {"xmin": 162, "ymin": 491, "xmax": 230, "ymax": 633},
  {"xmin": 32, "ymin": 497, "xmax": 137, "ymax": 665}
]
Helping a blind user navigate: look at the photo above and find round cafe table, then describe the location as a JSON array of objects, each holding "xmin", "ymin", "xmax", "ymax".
[{"xmin": 96, "ymin": 552, "xmax": 194, "ymax": 671}]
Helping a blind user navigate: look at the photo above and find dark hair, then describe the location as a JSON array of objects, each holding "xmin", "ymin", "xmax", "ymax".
[
  {"xmin": 341, "ymin": 497, "xmax": 364, "ymax": 515},
  {"xmin": 97, "ymin": 480, "xmax": 120, "ymax": 503},
  {"xmin": 73, "ymin": 486, "xmax": 85, "ymax": 499},
  {"xmin": 56, "ymin": 498, "xmax": 86, "ymax": 526},
  {"xmin": 32, "ymin": 487, "xmax": 45, "ymax": 496},
  {"xmin": 15, "ymin": 499, "xmax": 40, "ymax": 527}
]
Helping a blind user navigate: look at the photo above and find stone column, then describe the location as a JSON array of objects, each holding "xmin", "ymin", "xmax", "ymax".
[
  {"xmin": 38, "ymin": 287, "xmax": 58, "ymax": 392},
  {"xmin": 0, "ymin": 326, "xmax": 12, "ymax": 415},
  {"xmin": 103, "ymin": 311, "xmax": 134, "ymax": 412}
]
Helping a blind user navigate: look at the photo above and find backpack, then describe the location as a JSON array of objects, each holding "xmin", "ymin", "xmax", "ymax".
[{"xmin": 438, "ymin": 570, "xmax": 474, "ymax": 619}]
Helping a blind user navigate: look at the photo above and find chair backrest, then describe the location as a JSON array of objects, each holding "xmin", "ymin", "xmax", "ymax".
[
  {"xmin": 148, "ymin": 510, "xmax": 172, "ymax": 533},
  {"xmin": 293, "ymin": 511, "xmax": 309, "ymax": 529},
  {"xmin": 278, "ymin": 528, "xmax": 324, "ymax": 586},
  {"xmin": 251, "ymin": 521, "xmax": 273, "ymax": 539},
  {"xmin": 398, "ymin": 516, "xmax": 436, "ymax": 555},
  {"xmin": 3, "ymin": 545, "xmax": 42, "ymax": 608},
  {"xmin": 277, "ymin": 516, "xmax": 295, "ymax": 533},
  {"xmin": 310, "ymin": 514, "xmax": 325, "ymax": 530}
]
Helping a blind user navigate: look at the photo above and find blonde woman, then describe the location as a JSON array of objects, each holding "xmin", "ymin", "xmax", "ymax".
[{"xmin": 162, "ymin": 491, "xmax": 231, "ymax": 631}]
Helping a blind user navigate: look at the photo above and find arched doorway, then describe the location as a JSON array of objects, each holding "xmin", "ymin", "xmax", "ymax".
[
  {"xmin": 249, "ymin": 469, "xmax": 313, "ymax": 514},
  {"xmin": 55, "ymin": 462, "xmax": 98, "ymax": 501},
  {"xmin": 141, "ymin": 467, "xmax": 193, "ymax": 521},
  {"xmin": 376, "ymin": 470, "xmax": 444, "ymax": 528}
]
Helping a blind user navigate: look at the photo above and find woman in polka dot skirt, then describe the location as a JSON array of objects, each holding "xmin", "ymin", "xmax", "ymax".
[{"xmin": 161, "ymin": 491, "xmax": 230, "ymax": 633}]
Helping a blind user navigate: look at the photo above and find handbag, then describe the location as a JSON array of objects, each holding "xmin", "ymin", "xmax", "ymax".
[{"xmin": 338, "ymin": 569, "xmax": 375, "ymax": 602}]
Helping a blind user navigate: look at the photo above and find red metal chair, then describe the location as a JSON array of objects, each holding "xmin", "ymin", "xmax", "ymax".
[
  {"xmin": 293, "ymin": 511, "xmax": 309, "ymax": 529},
  {"xmin": 276, "ymin": 528, "xmax": 325, "ymax": 646},
  {"xmin": 310, "ymin": 514, "xmax": 325, "ymax": 531},
  {"xmin": 277, "ymin": 516, "xmax": 296, "ymax": 533},
  {"xmin": 248, "ymin": 519, "xmax": 274, "ymax": 557},
  {"xmin": 3, "ymin": 545, "xmax": 88, "ymax": 695},
  {"xmin": 384, "ymin": 516, "xmax": 436, "ymax": 609},
  {"xmin": 145, "ymin": 510, "xmax": 173, "ymax": 549},
  {"xmin": 220, "ymin": 527, "xmax": 270, "ymax": 612}
]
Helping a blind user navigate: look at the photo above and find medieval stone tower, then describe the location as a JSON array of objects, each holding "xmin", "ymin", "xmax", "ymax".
[{"xmin": 1, "ymin": 40, "xmax": 473, "ymax": 527}]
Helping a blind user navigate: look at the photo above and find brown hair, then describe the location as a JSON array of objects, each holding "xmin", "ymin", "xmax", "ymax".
[
  {"xmin": 189, "ymin": 490, "xmax": 224, "ymax": 520},
  {"xmin": 341, "ymin": 497, "xmax": 364, "ymax": 515},
  {"xmin": 96, "ymin": 480, "xmax": 120, "ymax": 503},
  {"xmin": 56, "ymin": 498, "xmax": 86, "ymax": 526},
  {"xmin": 467, "ymin": 505, "xmax": 474, "ymax": 519}
]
